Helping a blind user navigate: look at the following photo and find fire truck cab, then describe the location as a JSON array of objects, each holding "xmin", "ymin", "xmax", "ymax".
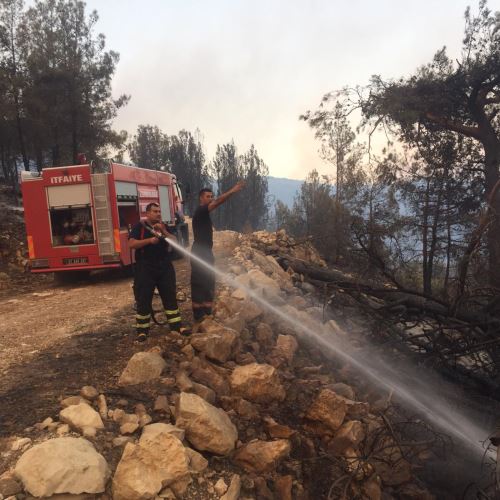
[{"xmin": 21, "ymin": 161, "xmax": 188, "ymax": 273}]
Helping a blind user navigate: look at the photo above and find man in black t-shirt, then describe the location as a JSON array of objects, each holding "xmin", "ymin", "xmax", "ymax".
[
  {"xmin": 191, "ymin": 182, "xmax": 245, "ymax": 321},
  {"xmin": 129, "ymin": 202, "xmax": 188, "ymax": 342}
]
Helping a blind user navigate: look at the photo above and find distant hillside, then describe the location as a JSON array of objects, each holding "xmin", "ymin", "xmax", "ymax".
[{"xmin": 267, "ymin": 176, "xmax": 302, "ymax": 208}]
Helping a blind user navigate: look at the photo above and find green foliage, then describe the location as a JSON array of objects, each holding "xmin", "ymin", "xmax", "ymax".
[
  {"xmin": 301, "ymin": 1, "xmax": 500, "ymax": 294},
  {"xmin": 0, "ymin": 0, "xmax": 29, "ymax": 178},
  {"xmin": 362, "ymin": 1, "xmax": 500, "ymax": 289},
  {"xmin": 276, "ymin": 170, "xmax": 347, "ymax": 262},
  {"xmin": 295, "ymin": 100, "xmax": 368, "ymax": 263},
  {"xmin": 210, "ymin": 142, "xmax": 269, "ymax": 231},
  {"xmin": 0, "ymin": 0, "xmax": 128, "ymax": 174},
  {"xmin": 129, "ymin": 126, "xmax": 209, "ymax": 215},
  {"xmin": 129, "ymin": 128, "xmax": 269, "ymax": 228},
  {"xmin": 128, "ymin": 125, "xmax": 165, "ymax": 169},
  {"xmin": 238, "ymin": 145, "xmax": 269, "ymax": 231},
  {"xmin": 20, "ymin": 0, "xmax": 129, "ymax": 165},
  {"xmin": 211, "ymin": 142, "xmax": 240, "ymax": 228}
]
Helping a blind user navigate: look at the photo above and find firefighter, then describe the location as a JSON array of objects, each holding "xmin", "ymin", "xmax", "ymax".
[
  {"xmin": 191, "ymin": 181, "xmax": 245, "ymax": 321},
  {"xmin": 129, "ymin": 202, "xmax": 189, "ymax": 342}
]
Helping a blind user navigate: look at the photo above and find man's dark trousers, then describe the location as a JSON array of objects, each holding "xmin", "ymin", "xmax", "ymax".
[{"xmin": 134, "ymin": 258, "xmax": 181, "ymax": 332}]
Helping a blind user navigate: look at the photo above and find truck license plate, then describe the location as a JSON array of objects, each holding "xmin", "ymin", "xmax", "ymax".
[{"xmin": 62, "ymin": 257, "xmax": 89, "ymax": 265}]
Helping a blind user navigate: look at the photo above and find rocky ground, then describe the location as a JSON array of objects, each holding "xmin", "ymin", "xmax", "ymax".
[{"xmin": 0, "ymin": 199, "xmax": 487, "ymax": 499}]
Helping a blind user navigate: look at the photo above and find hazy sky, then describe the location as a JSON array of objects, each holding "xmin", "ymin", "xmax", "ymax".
[{"xmin": 84, "ymin": 0, "xmax": 492, "ymax": 179}]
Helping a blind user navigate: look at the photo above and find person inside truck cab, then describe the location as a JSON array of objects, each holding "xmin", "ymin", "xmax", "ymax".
[
  {"xmin": 128, "ymin": 202, "xmax": 190, "ymax": 342},
  {"xmin": 62, "ymin": 216, "xmax": 79, "ymax": 245}
]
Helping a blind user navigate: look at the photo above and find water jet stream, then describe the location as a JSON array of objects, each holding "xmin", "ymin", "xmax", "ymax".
[{"xmin": 168, "ymin": 238, "xmax": 493, "ymax": 459}]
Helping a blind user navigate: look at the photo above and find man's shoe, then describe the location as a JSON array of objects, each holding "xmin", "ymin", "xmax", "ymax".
[{"xmin": 136, "ymin": 331, "xmax": 148, "ymax": 343}]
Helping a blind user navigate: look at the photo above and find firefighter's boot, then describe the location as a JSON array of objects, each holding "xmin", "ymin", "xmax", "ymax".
[
  {"xmin": 135, "ymin": 313, "xmax": 151, "ymax": 342},
  {"xmin": 166, "ymin": 308, "xmax": 191, "ymax": 336},
  {"xmin": 193, "ymin": 306, "xmax": 205, "ymax": 322}
]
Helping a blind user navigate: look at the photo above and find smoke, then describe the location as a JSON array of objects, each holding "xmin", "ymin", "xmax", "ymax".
[{"xmin": 167, "ymin": 237, "xmax": 495, "ymax": 462}]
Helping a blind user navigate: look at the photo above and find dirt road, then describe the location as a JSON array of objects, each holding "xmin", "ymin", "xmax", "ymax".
[{"xmin": 0, "ymin": 231, "xmax": 238, "ymax": 437}]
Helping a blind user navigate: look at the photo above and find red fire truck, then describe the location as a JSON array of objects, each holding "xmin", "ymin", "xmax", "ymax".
[{"xmin": 21, "ymin": 161, "xmax": 188, "ymax": 274}]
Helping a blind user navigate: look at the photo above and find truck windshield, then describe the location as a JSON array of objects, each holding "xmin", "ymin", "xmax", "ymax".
[{"xmin": 49, "ymin": 206, "xmax": 95, "ymax": 246}]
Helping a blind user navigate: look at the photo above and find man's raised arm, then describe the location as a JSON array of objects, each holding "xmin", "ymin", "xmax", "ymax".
[{"xmin": 208, "ymin": 181, "xmax": 245, "ymax": 212}]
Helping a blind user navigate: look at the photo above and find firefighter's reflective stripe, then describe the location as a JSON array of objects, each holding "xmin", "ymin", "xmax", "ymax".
[
  {"xmin": 114, "ymin": 229, "xmax": 121, "ymax": 253},
  {"xmin": 27, "ymin": 235, "xmax": 35, "ymax": 259},
  {"xmin": 166, "ymin": 308, "xmax": 181, "ymax": 324},
  {"xmin": 135, "ymin": 313, "xmax": 151, "ymax": 329}
]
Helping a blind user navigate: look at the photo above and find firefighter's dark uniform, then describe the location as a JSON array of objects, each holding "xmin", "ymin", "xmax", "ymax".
[
  {"xmin": 190, "ymin": 204, "xmax": 215, "ymax": 320},
  {"xmin": 130, "ymin": 223, "xmax": 182, "ymax": 339}
]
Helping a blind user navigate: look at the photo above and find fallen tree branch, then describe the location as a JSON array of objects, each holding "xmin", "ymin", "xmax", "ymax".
[
  {"xmin": 279, "ymin": 256, "xmax": 500, "ymax": 390},
  {"xmin": 282, "ymin": 255, "xmax": 500, "ymax": 329}
]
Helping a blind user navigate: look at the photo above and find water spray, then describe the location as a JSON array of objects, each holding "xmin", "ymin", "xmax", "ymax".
[{"xmin": 166, "ymin": 237, "xmax": 493, "ymax": 459}]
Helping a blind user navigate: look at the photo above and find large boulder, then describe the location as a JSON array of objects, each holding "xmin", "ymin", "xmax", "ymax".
[
  {"xmin": 216, "ymin": 295, "xmax": 264, "ymax": 323},
  {"xmin": 250, "ymin": 252, "xmax": 292, "ymax": 285},
  {"xmin": 274, "ymin": 334, "xmax": 298, "ymax": 364},
  {"xmin": 222, "ymin": 313, "xmax": 246, "ymax": 334},
  {"xmin": 112, "ymin": 431, "xmax": 191, "ymax": 500},
  {"xmin": 233, "ymin": 439, "xmax": 291, "ymax": 473},
  {"xmin": 274, "ymin": 475, "xmax": 293, "ymax": 500},
  {"xmin": 196, "ymin": 317, "xmax": 226, "ymax": 334},
  {"xmin": 230, "ymin": 363, "xmax": 285, "ymax": 403},
  {"xmin": 190, "ymin": 321, "xmax": 238, "ymax": 363},
  {"xmin": 263, "ymin": 416, "xmax": 295, "ymax": 439},
  {"xmin": 361, "ymin": 475, "xmax": 382, "ymax": 500},
  {"xmin": 119, "ymin": 413, "xmax": 140, "ymax": 435},
  {"xmin": 190, "ymin": 357, "xmax": 230, "ymax": 396},
  {"xmin": 175, "ymin": 392, "xmax": 238, "ymax": 455},
  {"xmin": 214, "ymin": 296, "xmax": 242, "ymax": 319},
  {"xmin": 154, "ymin": 395, "xmax": 171, "ymax": 415},
  {"xmin": 59, "ymin": 403, "xmax": 104, "ymax": 433},
  {"xmin": 186, "ymin": 448, "xmax": 209, "ymax": 473},
  {"xmin": 237, "ymin": 299, "xmax": 264, "ymax": 322},
  {"xmin": 328, "ymin": 420, "xmax": 366, "ymax": 455},
  {"xmin": 141, "ymin": 423, "xmax": 185, "ymax": 442},
  {"xmin": 343, "ymin": 397, "xmax": 370, "ymax": 419},
  {"xmin": 118, "ymin": 351, "xmax": 167, "ymax": 386},
  {"xmin": 97, "ymin": 394, "xmax": 108, "ymax": 420},
  {"xmin": 0, "ymin": 471, "xmax": 22, "ymax": 497},
  {"xmin": 220, "ymin": 474, "xmax": 242, "ymax": 500},
  {"xmin": 328, "ymin": 382, "xmax": 356, "ymax": 400},
  {"xmin": 60, "ymin": 396, "xmax": 90, "ymax": 408},
  {"xmin": 371, "ymin": 443, "xmax": 412, "ymax": 486},
  {"xmin": 255, "ymin": 322, "xmax": 274, "ymax": 346},
  {"xmin": 14, "ymin": 437, "xmax": 109, "ymax": 497},
  {"xmin": 247, "ymin": 269, "xmax": 281, "ymax": 294},
  {"xmin": 305, "ymin": 389, "xmax": 347, "ymax": 435},
  {"xmin": 80, "ymin": 385, "xmax": 99, "ymax": 400},
  {"xmin": 192, "ymin": 382, "xmax": 217, "ymax": 404}
]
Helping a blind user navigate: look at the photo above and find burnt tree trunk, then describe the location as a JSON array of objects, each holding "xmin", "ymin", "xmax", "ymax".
[
  {"xmin": 484, "ymin": 138, "xmax": 500, "ymax": 289},
  {"xmin": 427, "ymin": 177, "xmax": 443, "ymax": 295},
  {"xmin": 422, "ymin": 179, "xmax": 431, "ymax": 295}
]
